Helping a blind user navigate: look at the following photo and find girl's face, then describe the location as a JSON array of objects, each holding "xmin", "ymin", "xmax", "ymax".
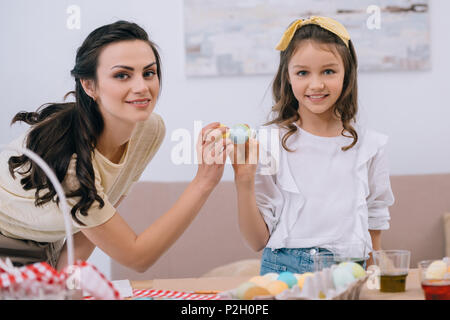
[
  {"xmin": 288, "ymin": 40, "xmax": 345, "ymax": 117},
  {"xmin": 87, "ymin": 40, "xmax": 160, "ymax": 126}
]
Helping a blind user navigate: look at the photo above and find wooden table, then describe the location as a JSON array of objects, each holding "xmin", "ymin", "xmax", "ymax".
[{"xmin": 130, "ymin": 268, "xmax": 424, "ymax": 300}]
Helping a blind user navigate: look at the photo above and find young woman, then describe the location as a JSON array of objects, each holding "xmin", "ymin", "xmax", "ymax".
[{"xmin": 0, "ymin": 20, "xmax": 231, "ymax": 272}]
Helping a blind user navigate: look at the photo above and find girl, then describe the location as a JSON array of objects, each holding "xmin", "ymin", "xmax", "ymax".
[
  {"xmin": 0, "ymin": 21, "xmax": 230, "ymax": 271},
  {"xmin": 230, "ymin": 16, "xmax": 394, "ymax": 274}
]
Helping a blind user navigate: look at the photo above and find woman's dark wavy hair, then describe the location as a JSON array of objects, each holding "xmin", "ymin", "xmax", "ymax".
[
  {"xmin": 266, "ymin": 22, "xmax": 358, "ymax": 152},
  {"xmin": 8, "ymin": 20, "xmax": 162, "ymax": 225}
]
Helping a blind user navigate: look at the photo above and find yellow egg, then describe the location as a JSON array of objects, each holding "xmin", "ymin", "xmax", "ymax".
[
  {"xmin": 235, "ymin": 282, "xmax": 257, "ymax": 299},
  {"xmin": 318, "ymin": 291, "xmax": 326, "ymax": 299},
  {"xmin": 265, "ymin": 280, "xmax": 288, "ymax": 295},
  {"xmin": 249, "ymin": 276, "xmax": 271, "ymax": 287},
  {"xmin": 297, "ymin": 272, "xmax": 314, "ymax": 289},
  {"xmin": 219, "ymin": 124, "xmax": 230, "ymax": 138},
  {"xmin": 243, "ymin": 286, "xmax": 271, "ymax": 300}
]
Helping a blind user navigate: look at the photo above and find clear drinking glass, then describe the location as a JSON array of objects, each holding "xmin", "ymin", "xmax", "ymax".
[
  {"xmin": 313, "ymin": 252, "xmax": 338, "ymax": 272},
  {"xmin": 372, "ymin": 250, "xmax": 410, "ymax": 292}
]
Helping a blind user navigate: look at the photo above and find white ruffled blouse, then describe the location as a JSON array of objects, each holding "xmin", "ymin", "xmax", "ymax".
[{"xmin": 255, "ymin": 124, "xmax": 395, "ymax": 258}]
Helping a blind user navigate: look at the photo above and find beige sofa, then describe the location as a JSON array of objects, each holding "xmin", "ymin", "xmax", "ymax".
[{"xmin": 111, "ymin": 174, "xmax": 450, "ymax": 281}]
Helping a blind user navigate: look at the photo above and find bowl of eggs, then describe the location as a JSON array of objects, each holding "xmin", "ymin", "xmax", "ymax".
[{"xmin": 218, "ymin": 262, "xmax": 369, "ymax": 300}]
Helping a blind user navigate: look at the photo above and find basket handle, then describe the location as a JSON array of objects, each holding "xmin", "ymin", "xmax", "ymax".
[{"xmin": 0, "ymin": 145, "xmax": 74, "ymax": 267}]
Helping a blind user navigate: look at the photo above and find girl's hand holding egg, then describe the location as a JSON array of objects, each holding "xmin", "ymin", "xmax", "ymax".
[{"xmin": 225, "ymin": 124, "xmax": 259, "ymax": 183}]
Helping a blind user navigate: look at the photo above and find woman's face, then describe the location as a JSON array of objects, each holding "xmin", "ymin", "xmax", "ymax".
[
  {"xmin": 88, "ymin": 40, "xmax": 160, "ymax": 126},
  {"xmin": 287, "ymin": 40, "xmax": 345, "ymax": 117}
]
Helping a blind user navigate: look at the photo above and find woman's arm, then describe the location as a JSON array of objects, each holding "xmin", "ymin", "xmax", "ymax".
[
  {"xmin": 80, "ymin": 178, "xmax": 216, "ymax": 272},
  {"xmin": 56, "ymin": 231, "xmax": 96, "ymax": 271},
  {"xmin": 56, "ymin": 195, "xmax": 127, "ymax": 271}
]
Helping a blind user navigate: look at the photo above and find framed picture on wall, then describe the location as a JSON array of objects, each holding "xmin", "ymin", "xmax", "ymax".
[{"xmin": 184, "ymin": 0, "xmax": 430, "ymax": 77}]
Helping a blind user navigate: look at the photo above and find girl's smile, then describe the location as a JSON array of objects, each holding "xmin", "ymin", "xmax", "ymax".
[{"xmin": 305, "ymin": 94, "xmax": 329, "ymax": 103}]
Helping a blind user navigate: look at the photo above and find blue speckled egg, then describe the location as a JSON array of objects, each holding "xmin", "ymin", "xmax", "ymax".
[
  {"xmin": 277, "ymin": 271, "xmax": 297, "ymax": 288},
  {"xmin": 229, "ymin": 124, "xmax": 251, "ymax": 144}
]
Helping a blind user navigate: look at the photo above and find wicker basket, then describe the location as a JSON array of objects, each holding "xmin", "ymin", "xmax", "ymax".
[{"xmin": 0, "ymin": 145, "xmax": 75, "ymax": 299}]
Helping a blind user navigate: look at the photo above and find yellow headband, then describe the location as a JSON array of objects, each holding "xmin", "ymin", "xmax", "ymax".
[{"xmin": 275, "ymin": 16, "xmax": 350, "ymax": 51}]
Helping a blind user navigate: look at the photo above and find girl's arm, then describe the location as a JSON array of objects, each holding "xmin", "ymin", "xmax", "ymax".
[
  {"xmin": 231, "ymin": 138, "xmax": 270, "ymax": 252},
  {"xmin": 78, "ymin": 123, "xmax": 230, "ymax": 273},
  {"xmin": 367, "ymin": 229, "xmax": 382, "ymax": 266},
  {"xmin": 235, "ymin": 178, "xmax": 270, "ymax": 252}
]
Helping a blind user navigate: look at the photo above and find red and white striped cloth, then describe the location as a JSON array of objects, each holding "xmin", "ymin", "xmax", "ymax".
[
  {"xmin": 84, "ymin": 289, "xmax": 221, "ymax": 300},
  {"xmin": 0, "ymin": 261, "xmax": 65, "ymax": 288},
  {"xmin": 133, "ymin": 289, "xmax": 221, "ymax": 300},
  {"xmin": 0, "ymin": 259, "xmax": 121, "ymax": 300}
]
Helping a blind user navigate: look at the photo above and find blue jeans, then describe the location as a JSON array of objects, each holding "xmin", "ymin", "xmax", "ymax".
[{"xmin": 260, "ymin": 247, "xmax": 333, "ymax": 275}]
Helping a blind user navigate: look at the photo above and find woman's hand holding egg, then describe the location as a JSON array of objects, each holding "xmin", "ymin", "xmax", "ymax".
[{"xmin": 194, "ymin": 122, "xmax": 233, "ymax": 190}]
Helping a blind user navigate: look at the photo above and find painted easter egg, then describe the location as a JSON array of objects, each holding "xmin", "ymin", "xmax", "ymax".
[
  {"xmin": 265, "ymin": 280, "xmax": 289, "ymax": 295},
  {"xmin": 249, "ymin": 275, "xmax": 271, "ymax": 288},
  {"xmin": 262, "ymin": 272, "xmax": 279, "ymax": 281},
  {"xmin": 229, "ymin": 124, "xmax": 251, "ymax": 144},
  {"xmin": 243, "ymin": 286, "xmax": 271, "ymax": 300},
  {"xmin": 235, "ymin": 282, "xmax": 257, "ymax": 299},
  {"xmin": 339, "ymin": 262, "xmax": 366, "ymax": 279},
  {"xmin": 277, "ymin": 271, "xmax": 297, "ymax": 288},
  {"xmin": 332, "ymin": 265, "xmax": 356, "ymax": 289},
  {"xmin": 425, "ymin": 260, "xmax": 447, "ymax": 280},
  {"xmin": 219, "ymin": 124, "xmax": 230, "ymax": 139}
]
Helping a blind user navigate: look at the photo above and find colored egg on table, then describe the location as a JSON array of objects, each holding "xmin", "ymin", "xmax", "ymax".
[
  {"xmin": 249, "ymin": 276, "xmax": 271, "ymax": 287},
  {"xmin": 262, "ymin": 272, "xmax": 279, "ymax": 281},
  {"xmin": 277, "ymin": 271, "xmax": 297, "ymax": 288},
  {"xmin": 266, "ymin": 280, "xmax": 289, "ymax": 295},
  {"xmin": 243, "ymin": 286, "xmax": 271, "ymax": 300},
  {"xmin": 339, "ymin": 262, "xmax": 366, "ymax": 279},
  {"xmin": 229, "ymin": 124, "xmax": 251, "ymax": 144},
  {"xmin": 332, "ymin": 266, "xmax": 355, "ymax": 289},
  {"xmin": 235, "ymin": 282, "xmax": 257, "ymax": 299},
  {"xmin": 425, "ymin": 260, "xmax": 447, "ymax": 280}
]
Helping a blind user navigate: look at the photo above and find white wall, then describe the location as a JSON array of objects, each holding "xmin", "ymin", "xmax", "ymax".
[{"xmin": 1, "ymin": 0, "xmax": 449, "ymax": 279}]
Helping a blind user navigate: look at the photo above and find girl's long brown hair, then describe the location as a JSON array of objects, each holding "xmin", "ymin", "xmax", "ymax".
[
  {"xmin": 266, "ymin": 23, "xmax": 358, "ymax": 152},
  {"xmin": 8, "ymin": 21, "xmax": 162, "ymax": 225}
]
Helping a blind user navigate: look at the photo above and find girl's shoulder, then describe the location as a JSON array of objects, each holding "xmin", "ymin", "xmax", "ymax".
[
  {"xmin": 355, "ymin": 125, "xmax": 389, "ymax": 149},
  {"xmin": 354, "ymin": 125, "xmax": 389, "ymax": 167}
]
